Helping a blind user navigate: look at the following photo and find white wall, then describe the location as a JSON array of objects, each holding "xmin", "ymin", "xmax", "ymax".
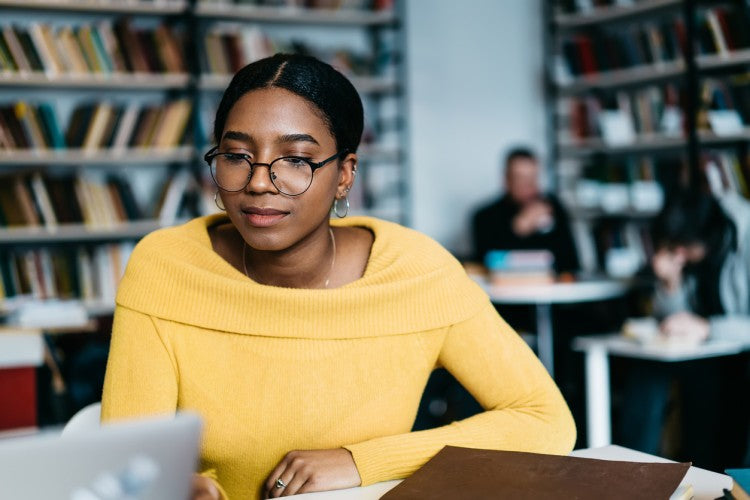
[{"xmin": 406, "ymin": 0, "xmax": 546, "ymax": 256}]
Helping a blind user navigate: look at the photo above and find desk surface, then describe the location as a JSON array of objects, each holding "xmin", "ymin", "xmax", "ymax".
[
  {"xmin": 473, "ymin": 277, "xmax": 629, "ymax": 304},
  {"xmin": 295, "ymin": 445, "xmax": 731, "ymax": 499},
  {"xmin": 573, "ymin": 333, "xmax": 746, "ymax": 361}
]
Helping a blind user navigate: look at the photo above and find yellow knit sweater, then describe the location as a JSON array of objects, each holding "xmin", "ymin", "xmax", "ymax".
[{"xmin": 101, "ymin": 214, "xmax": 575, "ymax": 499}]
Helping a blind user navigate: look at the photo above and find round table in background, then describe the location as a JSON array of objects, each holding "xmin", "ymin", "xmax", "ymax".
[{"xmin": 473, "ymin": 277, "xmax": 630, "ymax": 375}]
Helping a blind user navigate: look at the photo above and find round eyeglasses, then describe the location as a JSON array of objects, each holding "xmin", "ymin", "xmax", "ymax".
[{"xmin": 204, "ymin": 147, "xmax": 345, "ymax": 196}]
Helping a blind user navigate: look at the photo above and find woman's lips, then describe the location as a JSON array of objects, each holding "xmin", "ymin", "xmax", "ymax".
[{"xmin": 242, "ymin": 207, "xmax": 288, "ymax": 227}]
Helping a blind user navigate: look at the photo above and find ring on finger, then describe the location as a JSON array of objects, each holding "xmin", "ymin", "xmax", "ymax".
[{"xmin": 275, "ymin": 478, "xmax": 287, "ymax": 489}]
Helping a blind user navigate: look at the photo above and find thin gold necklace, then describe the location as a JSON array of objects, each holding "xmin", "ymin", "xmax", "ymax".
[{"xmin": 242, "ymin": 227, "xmax": 336, "ymax": 288}]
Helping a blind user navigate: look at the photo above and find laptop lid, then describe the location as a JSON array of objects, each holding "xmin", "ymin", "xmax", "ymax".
[{"xmin": 0, "ymin": 412, "xmax": 202, "ymax": 500}]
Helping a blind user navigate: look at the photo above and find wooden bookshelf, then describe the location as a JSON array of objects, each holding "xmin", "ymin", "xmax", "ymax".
[
  {"xmin": 697, "ymin": 48, "xmax": 750, "ymax": 72},
  {"xmin": 560, "ymin": 130, "xmax": 750, "ymax": 157},
  {"xmin": 559, "ymin": 134, "xmax": 687, "ymax": 157},
  {"xmin": 698, "ymin": 129, "xmax": 750, "ymax": 146},
  {"xmin": 554, "ymin": 0, "xmax": 682, "ymax": 29},
  {"xmin": 546, "ymin": 0, "xmax": 750, "ymax": 275},
  {"xmin": 0, "ymin": 72, "xmax": 190, "ymax": 90},
  {"xmin": 0, "ymin": 220, "xmax": 174, "ymax": 243},
  {"xmin": 193, "ymin": 2, "xmax": 396, "ymax": 26},
  {"xmin": 557, "ymin": 59, "xmax": 685, "ymax": 95},
  {"xmin": 0, "ymin": 0, "xmax": 188, "ymax": 15},
  {"xmin": 0, "ymin": 147, "xmax": 194, "ymax": 166}
]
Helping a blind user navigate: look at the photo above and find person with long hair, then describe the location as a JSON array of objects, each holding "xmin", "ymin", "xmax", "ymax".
[
  {"xmin": 101, "ymin": 54, "xmax": 575, "ymax": 500},
  {"xmin": 618, "ymin": 187, "xmax": 750, "ymax": 470}
]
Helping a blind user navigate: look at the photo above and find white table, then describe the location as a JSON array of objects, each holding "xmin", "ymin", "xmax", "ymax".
[
  {"xmin": 476, "ymin": 277, "xmax": 629, "ymax": 374},
  {"xmin": 0, "ymin": 328, "xmax": 44, "ymax": 369},
  {"xmin": 573, "ymin": 333, "xmax": 747, "ymax": 448},
  {"xmin": 295, "ymin": 445, "xmax": 732, "ymax": 499}
]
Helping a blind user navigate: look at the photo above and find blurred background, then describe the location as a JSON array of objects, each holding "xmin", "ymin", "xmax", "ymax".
[{"xmin": 1, "ymin": 0, "xmax": 750, "ymax": 474}]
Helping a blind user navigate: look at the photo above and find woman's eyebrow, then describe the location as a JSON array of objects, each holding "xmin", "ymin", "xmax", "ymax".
[
  {"xmin": 222, "ymin": 130, "xmax": 253, "ymax": 142},
  {"xmin": 276, "ymin": 133, "xmax": 320, "ymax": 146}
]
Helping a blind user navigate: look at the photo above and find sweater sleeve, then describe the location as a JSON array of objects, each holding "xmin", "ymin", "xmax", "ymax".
[
  {"xmin": 343, "ymin": 303, "xmax": 576, "ymax": 486},
  {"xmin": 101, "ymin": 306, "xmax": 230, "ymax": 499},
  {"xmin": 709, "ymin": 315, "xmax": 750, "ymax": 342},
  {"xmin": 101, "ymin": 305, "xmax": 178, "ymax": 421}
]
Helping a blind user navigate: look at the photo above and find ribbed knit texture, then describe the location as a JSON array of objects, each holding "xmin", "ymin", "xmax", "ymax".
[{"xmin": 101, "ymin": 214, "xmax": 576, "ymax": 500}]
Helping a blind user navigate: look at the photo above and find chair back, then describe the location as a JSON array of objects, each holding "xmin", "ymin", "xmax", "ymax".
[{"xmin": 61, "ymin": 402, "xmax": 101, "ymax": 436}]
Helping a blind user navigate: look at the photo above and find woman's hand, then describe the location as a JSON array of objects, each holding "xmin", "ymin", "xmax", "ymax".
[
  {"xmin": 191, "ymin": 474, "xmax": 222, "ymax": 500},
  {"xmin": 660, "ymin": 311, "xmax": 710, "ymax": 345},
  {"xmin": 652, "ymin": 248, "xmax": 685, "ymax": 292},
  {"xmin": 263, "ymin": 448, "xmax": 361, "ymax": 498}
]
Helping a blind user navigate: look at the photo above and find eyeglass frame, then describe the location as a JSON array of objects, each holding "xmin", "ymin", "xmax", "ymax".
[{"xmin": 204, "ymin": 146, "xmax": 348, "ymax": 196}]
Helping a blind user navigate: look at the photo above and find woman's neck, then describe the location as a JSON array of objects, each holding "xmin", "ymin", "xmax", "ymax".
[{"xmin": 242, "ymin": 225, "xmax": 336, "ymax": 289}]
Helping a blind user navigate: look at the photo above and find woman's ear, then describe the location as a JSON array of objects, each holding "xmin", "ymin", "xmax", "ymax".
[{"xmin": 336, "ymin": 152, "xmax": 358, "ymax": 198}]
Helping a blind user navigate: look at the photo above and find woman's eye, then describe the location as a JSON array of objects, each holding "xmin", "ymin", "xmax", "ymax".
[
  {"xmin": 223, "ymin": 154, "xmax": 247, "ymax": 164},
  {"xmin": 284, "ymin": 157, "xmax": 309, "ymax": 167}
]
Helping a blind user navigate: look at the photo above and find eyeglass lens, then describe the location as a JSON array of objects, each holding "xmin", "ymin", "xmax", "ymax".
[{"xmin": 210, "ymin": 155, "xmax": 313, "ymax": 195}]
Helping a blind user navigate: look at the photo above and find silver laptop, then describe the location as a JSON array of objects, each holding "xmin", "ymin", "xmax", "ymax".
[{"xmin": 0, "ymin": 412, "xmax": 202, "ymax": 500}]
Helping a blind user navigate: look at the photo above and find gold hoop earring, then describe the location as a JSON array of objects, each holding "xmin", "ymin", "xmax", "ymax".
[
  {"xmin": 214, "ymin": 192, "xmax": 225, "ymax": 211},
  {"xmin": 333, "ymin": 196, "xmax": 349, "ymax": 218}
]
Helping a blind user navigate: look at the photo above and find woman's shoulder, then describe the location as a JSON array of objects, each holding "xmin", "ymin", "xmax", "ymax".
[
  {"xmin": 335, "ymin": 216, "xmax": 463, "ymax": 276},
  {"xmin": 134, "ymin": 214, "xmax": 224, "ymax": 254}
]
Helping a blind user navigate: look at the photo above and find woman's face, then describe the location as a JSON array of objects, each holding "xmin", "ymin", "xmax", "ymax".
[{"xmin": 217, "ymin": 87, "xmax": 353, "ymax": 251}]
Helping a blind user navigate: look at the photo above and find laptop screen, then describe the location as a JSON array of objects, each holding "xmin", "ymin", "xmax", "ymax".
[{"xmin": 0, "ymin": 412, "xmax": 202, "ymax": 500}]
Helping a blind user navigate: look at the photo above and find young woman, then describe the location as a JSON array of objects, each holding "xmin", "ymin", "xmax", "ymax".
[
  {"xmin": 618, "ymin": 188, "xmax": 750, "ymax": 470},
  {"xmin": 101, "ymin": 54, "xmax": 575, "ymax": 500}
]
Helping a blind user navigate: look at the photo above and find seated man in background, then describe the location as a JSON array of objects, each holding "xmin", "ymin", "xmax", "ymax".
[
  {"xmin": 470, "ymin": 148, "xmax": 599, "ymax": 449},
  {"xmin": 471, "ymin": 147, "xmax": 579, "ymax": 274}
]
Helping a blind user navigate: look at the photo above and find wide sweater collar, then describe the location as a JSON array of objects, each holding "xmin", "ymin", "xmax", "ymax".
[{"xmin": 116, "ymin": 215, "xmax": 489, "ymax": 339}]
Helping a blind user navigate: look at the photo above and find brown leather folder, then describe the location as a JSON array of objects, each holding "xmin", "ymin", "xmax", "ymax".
[{"xmin": 381, "ymin": 446, "xmax": 690, "ymax": 500}]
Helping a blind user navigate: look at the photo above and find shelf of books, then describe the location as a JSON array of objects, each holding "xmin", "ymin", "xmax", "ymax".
[
  {"xmin": 559, "ymin": 135, "xmax": 686, "ymax": 157},
  {"xmin": 559, "ymin": 50, "xmax": 750, "ymax": 95},
  {"xmin": 554, "ymin": 0, "xmax": 681, "ymax": 29},
  {"xmin": 0, "ymin": 147, "xmax": 194, "ymax": 166},
  {"xmin": 0, "ymin": 220, "xmax": 174, "ymax": 243},
  {"xmin": 0, "ymin": 100, "xmax": 194, "ymax": 154},
  {"xmin": 697, "ymin": 48, "xmax": 750, "ymax": 72},
  {"xmin": 194, "ymin": 1, "xmax": 396, "ymax": 26},
  {"xmin": 0, "ymin": 0, "xmax": 188, "ymax": 15},
  {"xmin": 557, "ymin": 61, "xmax": 685, "ymax": 95},
  {"xmin": 0, "ymin": 73, "xmax": 190, "ymax": 90},
  {"xmin": 0, "ymin": 240, "xmax": 132, "ymax": 316},
  {"xmin": 560, "ymin": 132, "xmax": 750, "ymax": 158},
  {"xmin": 0, "ymin": 18, "xmax": 188, "ymax": 80},
  {"xmin": 548, "ymin": 0, "xmax": 750, "ymax": 274}
]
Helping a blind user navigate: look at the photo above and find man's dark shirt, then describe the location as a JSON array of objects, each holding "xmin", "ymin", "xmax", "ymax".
[{"xmin": 471, "ymin": 194, "xmax": 580, "ymax": 273}]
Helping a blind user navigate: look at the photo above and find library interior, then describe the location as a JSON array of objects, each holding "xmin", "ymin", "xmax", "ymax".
[{"xmin": 1, "ymin": 0, "xmax": 750, "ymax": 498}]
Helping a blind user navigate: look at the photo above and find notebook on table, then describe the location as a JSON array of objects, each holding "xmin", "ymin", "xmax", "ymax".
[
  {"xmin": 381, "ymin": 446, "xmax": 691, "ymax": 500},
  {"xmin": 0, "ymin": 412, "xmax": 202, "ymax": 500}
]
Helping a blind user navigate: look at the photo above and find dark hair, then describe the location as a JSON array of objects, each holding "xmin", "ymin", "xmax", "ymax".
[
  {"xmin": 504, "ymin": 146, "xmax": 537, "ymax": 174},
  {"xmin": 213, "ymin": 53, "xmax": 364, "ymax": 154},
  {"xmin": 651, "ymin": 188, "xmax": 736, "ymax": 316}
]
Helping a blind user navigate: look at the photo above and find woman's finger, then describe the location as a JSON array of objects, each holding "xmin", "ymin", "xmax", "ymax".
[
  {"xmin": 279, "ymin": 467, "xmax": 309, "ymax": 497},
  {"xmin": 269, "ymin": 468, "xmax": 296, "ymax": 499},
  {"xmin": 264, "ymin": 460, "xmax": 289, "ymax": 498}
]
